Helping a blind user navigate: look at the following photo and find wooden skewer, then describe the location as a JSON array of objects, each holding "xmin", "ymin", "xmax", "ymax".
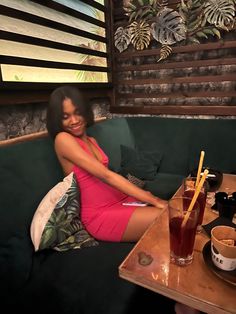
[
  {"xmin": 195, "ymin": 150, "xmax": 205, "ymax": 187},
  {"xmin": 182, "ymin": 169, "xmax": 209, "ymax": 228}
]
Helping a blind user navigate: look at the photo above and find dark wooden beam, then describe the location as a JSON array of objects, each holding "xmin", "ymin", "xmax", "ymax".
[
  {"xmin": 0, "ymin": 90, "xmax": 50, "ymax": 105},
  {"xmin": 117, "ymin": 91, "xmax": 236, "ymax": 99},
  {"xmin": 115, "ymin": 41, "xmax": 236, "ymax": 59},
  {"xmin": 117, "ymin": 74, "xmax": 236, "ymax": 85},
  {"xmin": 110, "ymin": 105, "xmax": 236, "ymax": 116},
  {"xmin": 0, "ymin": 55, "xmax": 109, "ymax": 72},
  {"xmin": 0, "ymin": 86, "xmax": 113, "ymax": 105},
  {"xmin": 116, "ymin": 58, "xmax": 236, "ymax": 72}
]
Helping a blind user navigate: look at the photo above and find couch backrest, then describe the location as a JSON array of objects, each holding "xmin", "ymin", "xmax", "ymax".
[
  {"xmin": 0, "ymin": 137, "xmax": 63, "ymax": 293},
  {"xmin": 87, "ymin": 118, "xmax": 135, "ymax": 172},
  {"xmin": 126, "ymin": 117, "xmax": 192, "ymax": 175},
  {"xmin": 89, "ymin": 117, "xmax": 236, "ymax": 176},
  {"xmin": 187, "ymin": 118, "xmax": 236, "ymax": 173}
]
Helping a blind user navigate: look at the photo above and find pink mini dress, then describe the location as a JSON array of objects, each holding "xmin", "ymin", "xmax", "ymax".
[{"xmin": 73, "ymin": 136, "xmax": 137, "ymax": 242}]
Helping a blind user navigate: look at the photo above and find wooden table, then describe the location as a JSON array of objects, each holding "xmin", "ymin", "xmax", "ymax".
[{"xmin": 119, "ymin": 174, "xmax": 236, "ymax": 314}]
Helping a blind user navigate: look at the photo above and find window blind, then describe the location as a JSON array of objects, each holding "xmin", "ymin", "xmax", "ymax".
[{"xmin": 0, "ymin": 0, "xmax": 111, "ymax": 86}]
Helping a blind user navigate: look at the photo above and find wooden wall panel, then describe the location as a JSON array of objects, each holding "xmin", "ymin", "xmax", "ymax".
[{"xmin": 112, "ymin": 0, "xmax": 236, "ymax": 115}]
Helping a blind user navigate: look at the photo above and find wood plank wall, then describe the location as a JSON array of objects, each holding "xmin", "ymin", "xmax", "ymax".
[{"xmin": 111, "ymin": 0, "xmax": 236, "ymax": 116}]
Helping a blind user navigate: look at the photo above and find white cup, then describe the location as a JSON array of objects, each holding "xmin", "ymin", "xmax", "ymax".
[{"xmin": 211, "ymin": 226, "xmax": 236, "ymax": 271}]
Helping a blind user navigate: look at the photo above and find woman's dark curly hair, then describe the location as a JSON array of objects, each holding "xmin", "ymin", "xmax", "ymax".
[{"xmin": 46, "ymin": 85, "xmax": 94, "ymax": 139}]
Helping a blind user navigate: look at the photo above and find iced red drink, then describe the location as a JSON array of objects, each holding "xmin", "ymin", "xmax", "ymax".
[
  {"xmin": 168, "ymin": 197, "xmax": 199, "ymax": 266},
  {"xmin": 184, "ymin": 190, "xmax": 206, "ymax": 229},
  {"xmin": 183, "ymin": 177, "xmax": 208, "ymax": 232}
]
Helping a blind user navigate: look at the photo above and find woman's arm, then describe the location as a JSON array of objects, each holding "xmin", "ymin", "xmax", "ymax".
[{"xmin": 55, "ymin": 132, "xmax": 166, "ymax": 208}]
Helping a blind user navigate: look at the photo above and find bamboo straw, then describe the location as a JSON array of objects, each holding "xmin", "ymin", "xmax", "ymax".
[
  {"xmin": 182, "ymin": 169, "xmax": 209, "ymax": 228},
  {"xmin": 195, "ymin": 150, "xmax": 205, "ymax": 188}
]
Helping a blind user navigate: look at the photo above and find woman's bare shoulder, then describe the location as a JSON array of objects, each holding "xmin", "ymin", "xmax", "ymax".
[
  {"xmin": 55, "ymin": 132, "xmax": 76, "ymax": 143},
  {"xmin": 54, "ymin": 132, "xmax": 79, "ymax": 152}
]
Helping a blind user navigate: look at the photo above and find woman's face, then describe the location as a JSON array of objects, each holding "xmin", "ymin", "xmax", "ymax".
[{"xmin": 62, "ymin": 98, "xmax": 86, "ymax": 137}]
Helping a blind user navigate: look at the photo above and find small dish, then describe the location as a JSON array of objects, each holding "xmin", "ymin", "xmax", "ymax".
[
  {"xmin": 191, "ymin": 167, "xmax": 223, "ymax": 192},
  {"xmin": 202, "ymin": 241, "xmax": 236, "ymax": 286}
]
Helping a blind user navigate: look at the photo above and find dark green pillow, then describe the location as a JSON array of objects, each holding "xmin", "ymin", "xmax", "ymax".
[{"xmin": 120, "ymin": 145, "xmax": 163, "ymax": 180}]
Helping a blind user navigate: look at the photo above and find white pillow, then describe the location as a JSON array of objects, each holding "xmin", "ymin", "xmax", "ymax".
[{"xmin": 30, "ymin": 173, "xmax": 98, "ymax": 252}]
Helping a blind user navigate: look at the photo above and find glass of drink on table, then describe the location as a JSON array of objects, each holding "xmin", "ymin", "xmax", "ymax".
[
  {"xmin": 168, "ymin": 197, "xmax": 199, "ymax": 266},
  {"xmin": 183, "ymin": 177, "xmax": 208, "ymax": 233}
]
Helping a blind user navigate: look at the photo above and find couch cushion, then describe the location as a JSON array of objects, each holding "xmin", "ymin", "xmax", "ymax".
[
  {"xmin": 0, "ymin": 137, "xmax": 63, "ymax": 292},
  {"xmin": 30, "ymin": 172, "xmax": 98, "ymax": 252},
  {"xmin": 0, "ymin": 234, "xmax": 33, "ymax": 297},
  {"xmin": 145, "ymin": 173, "xmax": 185, "ymax": 200},
  {"xmin": 87, "ymin": 118, "xmax": 135, "ymax": 172},
  {"xmin": 11, "ymin": 242, "xmax": 175, "ymax": 314},
  {"xmin": 120, "ymin": 145, "xmax": 162, "ymax": 180}
]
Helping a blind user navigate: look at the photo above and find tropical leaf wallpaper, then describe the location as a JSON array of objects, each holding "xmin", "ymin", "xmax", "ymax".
[{"xmin": 114, "ymin": 0, "xmax": 236, "ymax": 61}]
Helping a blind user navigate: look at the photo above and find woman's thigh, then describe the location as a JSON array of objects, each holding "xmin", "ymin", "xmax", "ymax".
[{"xmin": 121, "ymin": 206, "xmax": 163, "ymax": 242}]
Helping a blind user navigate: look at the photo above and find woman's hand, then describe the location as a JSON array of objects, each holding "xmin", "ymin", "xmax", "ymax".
[
  {"xmin": 153, "ymin": 197, "xmax": 168, "ymax": 209},
  {"xmin": 145, "ymin": 191, "xmax": 168, "ymax": 209}
]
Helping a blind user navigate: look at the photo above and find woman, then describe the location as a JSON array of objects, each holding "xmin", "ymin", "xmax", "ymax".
[
  {"xmin": 46, "ymin": 85, "xmax": 166, "ymax": 242},
  {"xmin": 47, "ymin": 86, "xmax": 200, "ymax": 314}
]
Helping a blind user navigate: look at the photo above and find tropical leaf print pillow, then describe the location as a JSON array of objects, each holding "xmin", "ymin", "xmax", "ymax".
[{"xmin": 30, "ymin": 172, "xmax": 98, "ymax": 252}]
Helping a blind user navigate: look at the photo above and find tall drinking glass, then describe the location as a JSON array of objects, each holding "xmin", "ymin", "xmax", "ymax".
[
  {"xmin": 168, "ymin": 197, "xmax": 199, "ymax": 266},
  {"xmin": 183, "ymin": 177, "xmax": 208, "ymax": 233}
]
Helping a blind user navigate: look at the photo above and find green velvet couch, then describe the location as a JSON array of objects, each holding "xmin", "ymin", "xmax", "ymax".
[
  {"xmin": 88, "ymin": 117, "xmax": 236, "ymax": 199},
  {"xmin": 0, "ymin": 116, "xmax": 235, "ymax": 314}
]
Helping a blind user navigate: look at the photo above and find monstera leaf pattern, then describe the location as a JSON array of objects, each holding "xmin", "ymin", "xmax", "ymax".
[
  {"xmin": 151, "ymin": 7, "xmax": 186, "ymax": 45},
  {"xmin": 114, "ymin": 26, "xmax": 131, "ymax": 52},
  {"xmin": 39, "ymin": 174, "xmax": 98, "ymax": 251},
  {"xmin": 204, "ymin": 0, "xmax": 235, "ymax": 30},
  {"xmin": 114, "ymin": 0, "xmax": 236, "ymax": 61},
  {"xmin": 129, "ymin": 20, "xmax": 151, "ymax": 50},
  {"xmin": 157, "ymin": 44, "xmax": 173, "ymax": 62},
  {"xmin": 124, "ymin": 0, "xmax": 162, "ymax": 22}
]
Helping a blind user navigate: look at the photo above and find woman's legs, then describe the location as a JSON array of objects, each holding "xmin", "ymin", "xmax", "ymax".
[{"xmin": 121, "ymin": 206, "xmax": 163, "ymax": 241}]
